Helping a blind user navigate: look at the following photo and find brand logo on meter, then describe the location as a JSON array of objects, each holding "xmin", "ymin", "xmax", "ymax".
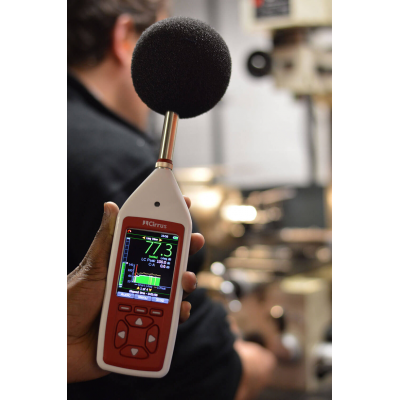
[{"xmin": 142, "ymin": 220, "xmax": 167, "ymax": 229}]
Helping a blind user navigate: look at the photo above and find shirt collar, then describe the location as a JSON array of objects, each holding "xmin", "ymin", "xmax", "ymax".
[{"xmin": 67, "ymin": 73, "xmax": 154, "ymax": 144}]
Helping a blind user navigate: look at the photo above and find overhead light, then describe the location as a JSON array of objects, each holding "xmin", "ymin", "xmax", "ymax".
[
  {"xmin": 196, "ymin": 190, "xmax": 222, "ymax": 209},
  {"xmin": 221, "ymin": 205, "xmax": 257, "ymax": 222},
  {"xmin": 211, "ymin": 262, "xmax": 226, "ymax": 276},
  {"xmin": 174, "ymin": 167, "xmax": 214, "ymax": 183},
  {"xmin": 220, "ymin": 280, "xmax": 235, "ymax": 294}
]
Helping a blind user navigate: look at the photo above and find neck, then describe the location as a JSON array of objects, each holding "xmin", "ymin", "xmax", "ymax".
[{"xmin": 69, "ymin": 59, "xmax": 149, "ymax": 131}]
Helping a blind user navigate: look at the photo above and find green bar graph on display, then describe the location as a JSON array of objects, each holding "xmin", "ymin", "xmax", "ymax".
[
  {"xmin": 119, "ymin": 262, "xmax": 126, "ymax": 286},
  {"xmin": 152, "ymin": 276, "xmax": 161, "ymax": 285},
  {"xmin": 134, "ymin": 275, "xmax": 160, "ymax": 286}
]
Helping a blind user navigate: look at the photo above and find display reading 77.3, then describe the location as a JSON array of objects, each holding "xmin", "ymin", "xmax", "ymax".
[{"xmin": 116, "ymin": 228, "xmax": 179, "ymax": 304}]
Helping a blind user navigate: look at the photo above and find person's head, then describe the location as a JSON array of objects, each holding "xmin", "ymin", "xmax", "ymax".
[{"xmin": 68, "ymin": 0, "xmax": 167, "ymax": 129}]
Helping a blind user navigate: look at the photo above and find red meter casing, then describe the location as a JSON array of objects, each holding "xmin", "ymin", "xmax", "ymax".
[{"xmin": 97, "ymin": 168, "xmax": 192, "ymax": 377}]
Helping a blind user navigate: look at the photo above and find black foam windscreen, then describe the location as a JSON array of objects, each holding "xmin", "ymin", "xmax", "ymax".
[{"xmin": 131, "ymin": 17, "xmax": 231, "ymax": 119}]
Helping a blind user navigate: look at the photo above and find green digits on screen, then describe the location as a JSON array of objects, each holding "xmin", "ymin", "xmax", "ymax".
[
  {"xmin": 164, "ymin": 243, "xmax": 172, "ymax": 257},
  {"xmin": 145, "ymin": 241, "xmax": 172, "ymax": 257}
]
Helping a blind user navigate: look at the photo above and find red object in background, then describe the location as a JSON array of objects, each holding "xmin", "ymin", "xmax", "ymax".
[{"xmin": 254, "ymin": 0, "xmax": 264, "ymax": 8}]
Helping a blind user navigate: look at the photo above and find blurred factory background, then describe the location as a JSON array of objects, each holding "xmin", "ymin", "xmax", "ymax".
[{"xmin": 151, "ymin": 1, "xmax": 332, "ymax": 399}]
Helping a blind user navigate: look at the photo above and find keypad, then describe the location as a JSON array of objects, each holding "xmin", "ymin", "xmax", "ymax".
[{"xmin": 115, "ymin": 305, "xmax": 161, "ymax": 359}]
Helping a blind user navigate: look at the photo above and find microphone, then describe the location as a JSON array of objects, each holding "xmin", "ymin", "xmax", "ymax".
[
  {"xmin": 131, "ymin": 16, "xmax": 231, "ymax": 120},
  {"xmin": 131, "ymin": 16, "xmax": 231, "ymax": 169}
]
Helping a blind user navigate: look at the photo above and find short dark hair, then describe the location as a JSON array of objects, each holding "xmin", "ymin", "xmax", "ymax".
[{"xmin": 68, "ymin": 0, "xmax": 166, "ymax": 67}]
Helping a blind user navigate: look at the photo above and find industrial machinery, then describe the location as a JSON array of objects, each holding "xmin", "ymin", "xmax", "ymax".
[{"xmin": 176, "ymin": 0, "xmax": 332, "ymax": 396}]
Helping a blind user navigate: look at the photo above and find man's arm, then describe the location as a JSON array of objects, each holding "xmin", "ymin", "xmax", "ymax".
[{"xmin": 234, "ymin": 340, "xmax": 277, "ymax": 400}]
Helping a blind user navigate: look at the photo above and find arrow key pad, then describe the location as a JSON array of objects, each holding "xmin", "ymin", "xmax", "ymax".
[
  {"xmin": 115, "ymin": 320, "xmax": 128, "ymax": 348},
  {"xmin": 146, "ymin": 325, "xmax": 159, "ymax": 353},
  {"xmin": 126, "ymin": 315, "xmax": 153, "ymax": 328}
]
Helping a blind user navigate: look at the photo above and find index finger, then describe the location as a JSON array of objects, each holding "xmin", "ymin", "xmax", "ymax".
[
  {"xmin": 183, "ymin": 196, "xmax": 191, "ymax": 209},
  {"xmin": 181, "ymin": 271, "xmax": 197, "ymax": 300}
]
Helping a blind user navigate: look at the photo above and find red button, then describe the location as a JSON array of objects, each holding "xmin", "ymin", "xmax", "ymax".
[
  {"xmin": 134, "ymin": 307, "xmax": 147, "ymax": 314},
  {"xmin": 118, "ymin": 305, "xmax": 132, "ymax": 312},
  {"xmin": 120, "ymin": 346, "xmax": 148, "ymax": 359},
  {"xmin": 115, "ymin": 320, "xmax": 128, "ymax": 348},
  {"xmin": 146, "ymin": 325, "xmax": 159, "ymax": 353},
  {"xmin": 126, "ymin": 315, "xmax": 154, "ymax": 328},
  {"xmin": 150, "ymin": 309, "xmax": 163, "ymax": 317}
]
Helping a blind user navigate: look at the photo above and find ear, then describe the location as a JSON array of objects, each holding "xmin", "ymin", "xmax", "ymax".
[{"xmin": 111, "ymin": 14, "xmax": 139, "ymax": 67}]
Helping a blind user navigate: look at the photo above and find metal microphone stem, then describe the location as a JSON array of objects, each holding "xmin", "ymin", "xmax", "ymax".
[{"xmin": 155, "ymin": 111, "xmax": 179, "ymax": 170}]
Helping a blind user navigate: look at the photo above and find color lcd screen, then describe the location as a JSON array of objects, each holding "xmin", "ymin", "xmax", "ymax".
[{"xmin": 116, "ymin": 228, "xmax": 179, "ymax": 304}]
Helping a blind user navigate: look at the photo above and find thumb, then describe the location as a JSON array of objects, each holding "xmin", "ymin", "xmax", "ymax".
[{"xmin": 78, "ymin": 202, "xmax": 119, "ymax": 281}]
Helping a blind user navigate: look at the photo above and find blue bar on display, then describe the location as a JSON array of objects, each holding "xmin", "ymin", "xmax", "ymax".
[
  {"xmin": 136, "ymin": 294, "xmax": 152, "ymax": 301},
  {"xmin": 152, "ymin": 297, "xmax": 169, "ymax": 304},
  {"xmin": 117, "ymin": 291, "xmax": 169, "ymax": 303},
  {"xmin": 117, "ymin": 292, "xmax": 135, "ymax": 299}
]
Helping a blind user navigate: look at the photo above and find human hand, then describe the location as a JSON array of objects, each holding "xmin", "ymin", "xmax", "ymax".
[{"xmin": 67, "ymin": 197, "xmax": 204, "ymax": 383}]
